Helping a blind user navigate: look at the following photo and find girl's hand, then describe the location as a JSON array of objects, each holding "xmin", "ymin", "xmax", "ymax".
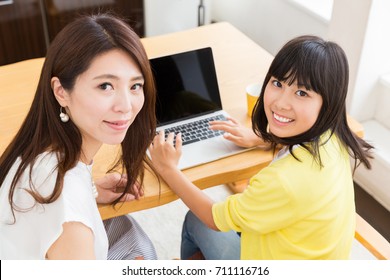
[
  {"xmin": 94, "ymin": 173, "xmax": 143, "ymax": 204},
  {"xmin": 209, "ymin": 116, "xmax": 266, "ymax": 148},
  {"xmin": 148, "ymin": 130, "xmax": 182, "ymax": 174}
]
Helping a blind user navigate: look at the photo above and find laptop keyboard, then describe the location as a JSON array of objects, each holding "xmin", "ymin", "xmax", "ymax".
[{"xmin": 162, "ymin": 114, "xmax": 227, "ymax": 146}]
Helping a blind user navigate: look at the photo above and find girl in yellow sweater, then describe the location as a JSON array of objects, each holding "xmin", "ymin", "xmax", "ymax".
[{"xmin": 149, "ymin": 35, "xmax": 373, "ymax": 259}]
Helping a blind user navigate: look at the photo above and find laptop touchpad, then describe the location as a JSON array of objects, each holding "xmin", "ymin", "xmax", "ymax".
[{"xmin": 178, "ymin": 138, "xmax": 244, "ymax": 169}]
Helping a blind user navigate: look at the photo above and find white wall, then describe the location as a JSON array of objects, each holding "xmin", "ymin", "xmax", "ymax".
[
  {"xmin": 210, "ymin": 0, "xmax": 390, "ymax": 123},
  {"xmin": 338, "ymin": 0, "xmax": 390, "ymax": 122},
  {"xmin": 328, "ymin": 0, "xmax": 372, "ymax": 118},
  {"xmin": 209, "ymin": 0, "xmax": 329, "ymax": 55},
  {"xmin": 144, "ymin": 0, "xmax": 211, "ymax": 37},
  {"xmin": 144, "ymin": 0, "xmax": 390, "ymax": 122}
]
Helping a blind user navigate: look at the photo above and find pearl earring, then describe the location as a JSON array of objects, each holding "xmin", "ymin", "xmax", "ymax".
[{"xmin": 59, "ymin": 107, "xmax": 69, "ymax": 123}]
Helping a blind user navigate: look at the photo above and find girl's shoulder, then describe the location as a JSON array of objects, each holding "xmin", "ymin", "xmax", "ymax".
[
  {"xmin": 272, "ymin": 132, "xmax": 347, "ymax": 167},
  {"xmin": 315, "ymin": 131, "xmax": 347, "ymax": 157}
]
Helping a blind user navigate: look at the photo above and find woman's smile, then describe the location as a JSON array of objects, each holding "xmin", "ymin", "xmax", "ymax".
[{"xmin": 103, "ymin": 119, "xmax": 131, "ymax": 131}]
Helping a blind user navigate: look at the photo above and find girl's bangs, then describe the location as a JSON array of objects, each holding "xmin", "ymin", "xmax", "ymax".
[
  {"xmin": 271, "ymin": 59, "xmax": 315, "ymax": 91},
  {"xmin": 269, "ymin": 42, "xmax": 328, "ymax": 94}
]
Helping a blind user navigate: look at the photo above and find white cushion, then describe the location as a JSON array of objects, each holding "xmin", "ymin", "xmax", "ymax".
[
  {"xmin": 354, "ymin": 120, "xmax": 390, "ymax": 212},
  {"xmin": 374, "ymin": 77, "xmax": 390, "ymax": 130}
]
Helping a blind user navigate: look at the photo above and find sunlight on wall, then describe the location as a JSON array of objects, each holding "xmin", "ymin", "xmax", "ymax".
[{"xmin": 287, "ymin": 0, "xmax": 334, "ymax": 22}]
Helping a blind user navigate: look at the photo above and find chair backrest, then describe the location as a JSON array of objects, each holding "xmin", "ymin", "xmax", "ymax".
[{"xmin": 355, "ymin": 213, "xmax": 390, "ymax": 259}]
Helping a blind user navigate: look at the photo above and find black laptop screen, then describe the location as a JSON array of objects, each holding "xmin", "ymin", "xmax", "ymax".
[{"xmin": 150, "ymin": 47, "xmax": 222, "ymax": 126}]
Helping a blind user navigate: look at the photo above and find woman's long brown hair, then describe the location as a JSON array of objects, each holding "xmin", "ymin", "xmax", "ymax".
[{"xmin": 0, "ymin": 14, "xmax": 156, "ymax": 216}]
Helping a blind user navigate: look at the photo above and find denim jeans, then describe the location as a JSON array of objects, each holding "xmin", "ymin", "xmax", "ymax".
[{"xmin": 181, "ymin": 211, "xmax": 241, "ymax": 260}]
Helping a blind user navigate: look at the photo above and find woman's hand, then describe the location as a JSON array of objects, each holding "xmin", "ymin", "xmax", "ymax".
[
  {"xmin": 209, "ymin": 116, "xmax": 266, "ymax": 148},
  {"xmin": 94, "ymin": 173, "xmax": 143, "ymax": 204},
  {"xmin": 148, "ymin": 130, "xmax": 182, "ymax": 175}
]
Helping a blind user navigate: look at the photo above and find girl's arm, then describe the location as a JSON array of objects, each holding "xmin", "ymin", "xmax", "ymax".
[
  {"xmin": 46, "ymin": 222, "xmax": 95, "ymax": 259},
  {"xmin": 148, "ymin": 131, "xmax": 218, "ymax": 230}
]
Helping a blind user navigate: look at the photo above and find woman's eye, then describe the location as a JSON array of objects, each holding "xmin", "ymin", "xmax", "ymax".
[
  {"xmin": 296, "ymin": 90, "xmax": 308, "ymax": 97},
  {"xmin": 131, "ymin": 83, "xmax": 143, "ymax": 91},
  {"xmin": 272, "ymin": 80, "xmax": 282, "ymax": 88},
  {"xmin": 99, "ymin": 82, "xmax": 113, "ymax": 91}
]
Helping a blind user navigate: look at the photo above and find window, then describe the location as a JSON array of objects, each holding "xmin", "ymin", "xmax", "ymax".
[{"xmin": 287, "ymin": 0, "xmax": 334, "ymax": 22}]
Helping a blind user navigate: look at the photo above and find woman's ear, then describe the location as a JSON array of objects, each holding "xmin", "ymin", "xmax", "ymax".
[{"xmin": 51, "ymin": 77, "xmax": 69, "ymax": 107}]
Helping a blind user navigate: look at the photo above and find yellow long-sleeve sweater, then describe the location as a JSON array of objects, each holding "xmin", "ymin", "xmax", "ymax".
[{"xmin": 212, "ymin": 133, "xmax": 355, "ymax": 259}]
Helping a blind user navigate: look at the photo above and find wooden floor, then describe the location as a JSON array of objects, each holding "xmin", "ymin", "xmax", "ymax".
[{"xmin": 354, "ymin": 182, "xmax": 390, "ymax": 243}]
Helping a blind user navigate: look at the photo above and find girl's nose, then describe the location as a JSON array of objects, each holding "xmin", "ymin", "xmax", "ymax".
[{"xmin": 274, "ymin": 89, "xmax": 292, "ymax": 111}]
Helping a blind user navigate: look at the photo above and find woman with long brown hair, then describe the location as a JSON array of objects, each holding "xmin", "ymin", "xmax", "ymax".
[{"xmin": 0, "ymin": 14, "xmax": 157, "ymax": 259}]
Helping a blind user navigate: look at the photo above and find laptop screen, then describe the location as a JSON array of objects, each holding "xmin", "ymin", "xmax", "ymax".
[{"xmin": 150, "ymin": 47, "xmax": 223, "ymax": 126}]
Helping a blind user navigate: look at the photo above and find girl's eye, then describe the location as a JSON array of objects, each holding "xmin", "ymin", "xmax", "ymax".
[
  {"xmin": 131, "ymin": 83, "xmax": 143, "ymax": 91},
  {"xmin": 99, "ymin": 82, "xmax": 113, "ymax": 91},
  {"xmin": 296, "ymin": 90, "xmax": 308, "ymax": 97},
  {"xmin": 272, "ymin": 80, "xmax": 282, "ymax": 88}
]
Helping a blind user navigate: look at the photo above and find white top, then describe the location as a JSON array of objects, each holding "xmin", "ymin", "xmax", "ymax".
[{"xmin": 0, "ymin": 152, "xmax": 108, "ymax": 259}]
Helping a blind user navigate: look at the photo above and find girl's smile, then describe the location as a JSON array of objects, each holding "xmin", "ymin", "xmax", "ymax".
[
  {"xmin": 272, "ymin": 112, "xmax": 293, "ymax": 125},
  {"xmin": 264, "ymin": 77, "xmax": 323, "ymax": 138}
]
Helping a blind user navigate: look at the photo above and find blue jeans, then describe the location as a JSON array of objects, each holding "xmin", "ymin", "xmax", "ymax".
[{"xmin": 181, "ymin": 211, "xmax": 241, "ymax": 260}]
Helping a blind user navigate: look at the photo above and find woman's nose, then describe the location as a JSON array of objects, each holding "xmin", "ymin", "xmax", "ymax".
[{"xmin": 114, "ymin": 90, "xmax": 132, "ymax": 113}]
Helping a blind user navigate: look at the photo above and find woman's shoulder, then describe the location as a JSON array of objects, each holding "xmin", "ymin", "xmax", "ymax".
[
  {"xmin": 11, "ymin": 152, "xmax": 60, "ymax": 198},
  {"xmin": 32, "ymin": 152, "xmax": 59, "ymax": 173},
  {"xmin": 30, "ymin": 152, "xmax": 59, "ymax": 184}
]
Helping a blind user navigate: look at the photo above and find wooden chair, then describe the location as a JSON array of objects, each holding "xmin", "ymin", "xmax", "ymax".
[{"xmin": 355, "ymin": 213, "xmax": 390, "ymax": 259}]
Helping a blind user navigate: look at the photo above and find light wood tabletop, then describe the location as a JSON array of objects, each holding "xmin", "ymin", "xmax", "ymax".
[{"xmin": 0, "ymin": 22, "xmax": 364, "ymax": 220}]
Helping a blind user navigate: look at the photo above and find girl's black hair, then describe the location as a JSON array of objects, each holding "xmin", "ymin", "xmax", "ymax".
[{"xmin": 252, "ymin": 35, "xmax": 373, "ymax": 170}]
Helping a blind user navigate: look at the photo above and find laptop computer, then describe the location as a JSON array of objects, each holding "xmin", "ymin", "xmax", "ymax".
[{"xmin": 149, "ymin": 47, "xmax": 250, "ymax": 170}]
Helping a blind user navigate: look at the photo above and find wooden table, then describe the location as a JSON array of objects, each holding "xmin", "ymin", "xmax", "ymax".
[{"xmin": 0, "ymin": 22, "xmax": 364, "ymax": 221}]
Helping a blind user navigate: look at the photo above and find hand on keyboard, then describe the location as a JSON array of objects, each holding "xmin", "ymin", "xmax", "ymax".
[
  {"xmin": 149, "ymin": 130, "xmax": 182, "ymax": 173},
  {"xmin": 209, "ymin": 116, "xmax": 266, "ymax": 148},
  {"xmin": 162, "ymin": 114, "xmax": 226, "ymax": 146}
]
